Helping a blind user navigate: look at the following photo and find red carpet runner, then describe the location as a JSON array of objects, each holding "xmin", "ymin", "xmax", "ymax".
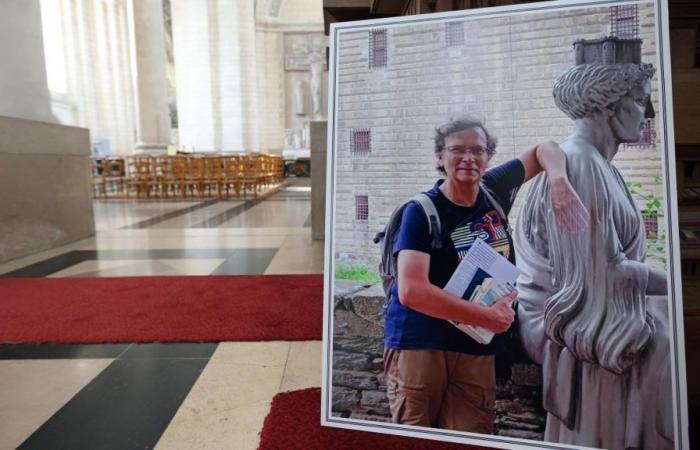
[
  {"xmin": 258, "ymin": 388, "xmax": 490, "ymax": 450},
  {"xmin": 0, "ymin": 275, "xmax": 323, "ymax": 343}
]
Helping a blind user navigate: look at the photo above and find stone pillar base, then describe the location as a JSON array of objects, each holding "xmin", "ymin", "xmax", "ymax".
[{"xmin": 134, "ymin": 142, "xmax": 168, "ymax": 155}]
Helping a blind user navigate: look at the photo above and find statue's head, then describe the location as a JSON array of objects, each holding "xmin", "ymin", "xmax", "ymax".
[{"xmin": 553, "ymin": 63, "xmax": 655, "ymax": 142}]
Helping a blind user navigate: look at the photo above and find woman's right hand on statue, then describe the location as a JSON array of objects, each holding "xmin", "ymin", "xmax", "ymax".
[{"xmin": 483, "ymin": 291, "xmax": 517, "ymax": 333}]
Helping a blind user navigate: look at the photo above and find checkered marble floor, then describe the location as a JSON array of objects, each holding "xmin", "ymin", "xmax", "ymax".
[{"xmin": 0, "ymin": 179, "xmax": 324, "ymax": 450}]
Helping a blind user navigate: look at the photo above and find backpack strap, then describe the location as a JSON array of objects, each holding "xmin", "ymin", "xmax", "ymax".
[
  {"xmin": 412, "ymin": 193, "xmax": 442, "ymax": 249},
  {"xmin": 373, "ymin": 193, "xmax": 442, "ymax": 300},
  {"xmin": 480, "ymin": 184, "xmax": 511, "ymax": 233}
]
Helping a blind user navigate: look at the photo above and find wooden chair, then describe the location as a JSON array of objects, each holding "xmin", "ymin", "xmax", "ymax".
[
  {"xmin": 222, "ymin": 156, "xmax": 242, "ymax": 198},
  {"xmin": 203, "ymin": 156, "xmax": 224, "ymax": 197},
  {"xmin": 164, "ymin": 156, "xmax": 188, "ymax": 198},
  {"xmin": 261, "ymin": 155, "xmax": 276, "ymax": 186},
  {"xmin": 126, "ymin": 156, "xmax": 152, "ymax": 198},
  {"xmin": 240, "ymin": 155, "xmax": 261, "ymax": 197},
  {"xmin": 185, "ymin": 156, "xmax": 206, "ymax": 198},
  {"xmin": 271, "ymin": 155, "xmax": 284, "ymax": 183},
  {"xmin": 148, "ymin": 156, "xmax": 170, "ymax": 198},
  {"xmin": 91, "ymin": 159, "xmax": 108, "ymax": 198},
  {"xmin": 105, "ymin": 158, "xmax": 126, "ymax": 196}
]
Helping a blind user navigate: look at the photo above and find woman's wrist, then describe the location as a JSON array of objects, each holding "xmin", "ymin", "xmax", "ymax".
[
  {"xmin": 462, "ymin": 302, "xmax": 491, "ymax": 327},
  {"xmin": 548, "ymin": 174, "xmax": 567, "ymax": 185},
  {"xmin": 537, "ymin": 141, "xmax": 568, "ymax": 181}
]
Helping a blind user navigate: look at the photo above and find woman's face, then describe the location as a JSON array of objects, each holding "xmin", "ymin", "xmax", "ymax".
[
  {"xmin": 438, "ymin": 127, "xmax": 490, "ymax": 185},
  {"xmin": 611, "ymin": 79, "xmax": 652, "ymax": 143}
]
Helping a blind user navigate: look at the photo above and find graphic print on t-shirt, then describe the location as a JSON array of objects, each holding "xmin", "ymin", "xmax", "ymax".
[{"xmin": 450, "ymin": 209, "xmax": 511, "ymax": 261}]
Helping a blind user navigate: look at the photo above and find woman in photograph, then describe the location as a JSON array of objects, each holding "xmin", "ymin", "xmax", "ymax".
[{"xmin": 383, "ymin": 115, "xmax": 588, "ymax": 433}]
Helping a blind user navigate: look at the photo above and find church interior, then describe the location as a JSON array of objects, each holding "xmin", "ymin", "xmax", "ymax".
[{"xmin": 1, "ymin": 0, "xmax": 699, "ymax": 448}]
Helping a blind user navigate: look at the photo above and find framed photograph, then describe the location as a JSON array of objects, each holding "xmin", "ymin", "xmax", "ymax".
[{"xmin": 321, "ymin": 0, "xmax": 689, "ymax": 449}]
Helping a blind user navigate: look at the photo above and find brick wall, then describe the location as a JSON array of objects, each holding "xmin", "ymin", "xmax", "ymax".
[{"xmin": 332, "ymin": 4, "xmax": 666, "ymax": 268}]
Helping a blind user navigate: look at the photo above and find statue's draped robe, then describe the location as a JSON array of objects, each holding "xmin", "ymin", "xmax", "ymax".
[{"xmin": 514, "ymin": 136, "xmax": 674, "ymax": 450}]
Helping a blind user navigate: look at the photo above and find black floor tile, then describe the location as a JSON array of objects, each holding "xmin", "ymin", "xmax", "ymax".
[
  {"xmin": 121, "ymin": 342, "xmax": 218, "ymax": 359},
  {"xmin": 18, "ymin": 357, "xmax": 209, "ymax": 450},
  {"xmin": 0, "ymin": 343, "xmax": 130, "ymax": 360},
  {"xmin": 122, "ymin": 200, "xmax": 219, "ymax": 229},
  {"xmin": 192, "ymin": 199, "xmax": 262, "ymax": 228},
  {"xmin": 2, "ymin": 251, "xmax": 96, "ymax": 277},
  {"xmin": 3, "ymin": 248, "xmax": 279, "ymax": 277}
]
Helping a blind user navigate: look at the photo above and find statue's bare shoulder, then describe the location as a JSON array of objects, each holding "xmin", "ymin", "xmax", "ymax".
[{"xmin": 559, "ymin": 135, "xmax": 607, "ymax": 182}]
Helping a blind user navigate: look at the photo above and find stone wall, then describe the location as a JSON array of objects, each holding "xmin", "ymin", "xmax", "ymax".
[
  {"xmin": 330, "ymin": 281, "xmax": 546, "ymax": 439},
  {"xmin": 332, "ymin": 4, "xmax": 665, "ymax": 268},
  {"xmin": 0, "ymin": 116, "xmax": 94, "ymax": 263},
  {"xmin": 283, "ymin": 32, "xmax": 328, "ymax": 141},
  {"xmin": 0, "ymin": 0, "xmax": 55, "ymax": 124}
]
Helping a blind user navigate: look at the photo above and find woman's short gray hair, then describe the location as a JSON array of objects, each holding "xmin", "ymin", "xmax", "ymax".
[{"xmin": 553, "ymin": 63, "xmax": 655, "ymax": 120}]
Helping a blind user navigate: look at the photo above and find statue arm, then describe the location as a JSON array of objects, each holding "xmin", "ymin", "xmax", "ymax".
[
  {"xmin": 647, "ymin": 268, "xmax": 668, "ymax": 295},
  {"xmin": 519, "ymin": 141, "xmax": 590, "ymax": 233}
]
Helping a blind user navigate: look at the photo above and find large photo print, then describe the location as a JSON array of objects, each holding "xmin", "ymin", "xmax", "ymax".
[{"xmin": 322, "ymin": 0, "xmax": 689, "ymax": 449}]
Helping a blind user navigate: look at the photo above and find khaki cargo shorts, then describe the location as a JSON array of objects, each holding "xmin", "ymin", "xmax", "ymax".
[{"xmin": 383, "ymin": 348, "xmax": 496, "ymax": 433}]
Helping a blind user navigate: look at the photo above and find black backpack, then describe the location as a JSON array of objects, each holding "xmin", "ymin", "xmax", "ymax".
[{"xmin": 373, "ymin": 185, "xmax": 509, "ymax": 302}]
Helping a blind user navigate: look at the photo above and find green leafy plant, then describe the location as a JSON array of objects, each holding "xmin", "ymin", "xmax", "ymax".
[
  {"xmin": 626, "ymin": 177, "xmax": 667, "ymax": 266},
  {"xmin": 334, "ymin": 264, "xmax": 381, "ymax": 284}
]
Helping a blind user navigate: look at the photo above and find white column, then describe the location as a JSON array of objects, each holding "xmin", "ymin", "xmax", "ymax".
[
  {"xmin": 171, "ymin": 0, "xmax": 261, "ymax": 153},
  {"xmin": 171, "ymin": 0, "xmax": 215, "ymax": 152},
  {"xmin": 127, "ymin": 0, "xmax": 171, "ymax": 153},
  {"xmin": 0, "ymin": 0, "xmax": 56, "ymax": 123},
  {"xmin": 238, "ymin": 1, "xmax": 259, "ymax": 152}
]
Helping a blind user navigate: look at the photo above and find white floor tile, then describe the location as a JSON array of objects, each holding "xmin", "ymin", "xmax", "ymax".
[{"xmin": 0, "ymin": 359, "xmax": 113, "ymax": 450}]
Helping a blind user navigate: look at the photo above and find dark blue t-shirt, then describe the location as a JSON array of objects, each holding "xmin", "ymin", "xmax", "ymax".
[{"xmin": 384, "ymin": 158, "xmax": 525, "ymax": 355}]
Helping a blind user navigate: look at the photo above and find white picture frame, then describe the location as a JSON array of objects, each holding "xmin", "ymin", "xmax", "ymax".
[{"xmin": 321, "ymin": 1, "xmax": 689, "ymax": 449}]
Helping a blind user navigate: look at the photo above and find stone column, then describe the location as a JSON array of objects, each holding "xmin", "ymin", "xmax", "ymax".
[
  {"xmin": 0, "ymin": 0, "xmax": 56, "ymax": 123},
  {"xmin": 310, "ymin": 121, "xmax": 327, "ymax": 241},
  {"xmin": 127, "ymin": 0, "xmax": 170, "ymax": 153},
  {"xmin": 171, "ymin": 0, "xmax": 260, "ymax": 152}
]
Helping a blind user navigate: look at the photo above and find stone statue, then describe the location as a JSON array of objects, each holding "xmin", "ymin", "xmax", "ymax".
[
  {"xmin": 284, "ymin": 128, "xmax": 293, "ymax": 149},
  {"xmin": 295, "ymin": 79, "xmax": 306, "ymax": 116},
  {"xmin": 302, "ymin": 119, "xmax": 310, "ymax": 149},
  {"xmin": 292, "ymin": 128, "xmax": 302, "ymax": 149},
  {"xmin": 309, "ymin": 49, "xmax": 323, "ymax": 118},
  {"xmin": 514, "ymin": 37, "xmax": 673, "ymax": 450}
]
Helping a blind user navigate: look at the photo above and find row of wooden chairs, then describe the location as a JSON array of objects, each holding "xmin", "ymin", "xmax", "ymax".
[{"xmin": 92, "ymin": 154, "xmax": 284, "ymax": 199}]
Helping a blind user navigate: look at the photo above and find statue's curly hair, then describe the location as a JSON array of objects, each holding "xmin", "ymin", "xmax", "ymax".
[{"xmin": 553, "ymin": 63, "xmax": 655, "ymax": 120}]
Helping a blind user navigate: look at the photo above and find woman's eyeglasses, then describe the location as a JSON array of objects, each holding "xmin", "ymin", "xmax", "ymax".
[{"xmin": 445, "ymin": 146, "xmax": 488, "ymax": 157}]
